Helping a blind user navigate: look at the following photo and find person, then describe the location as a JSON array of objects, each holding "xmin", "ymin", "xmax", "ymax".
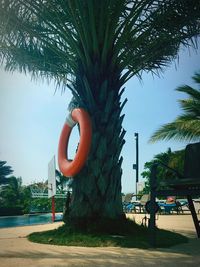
[{"xmin": 166, "ymin": 196, "xmax": 176, "ymax": 204}]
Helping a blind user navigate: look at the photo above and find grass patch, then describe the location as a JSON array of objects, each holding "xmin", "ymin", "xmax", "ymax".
[{"xmin": 28, "ymin": 219, "xmax": 188, "ymax": 248}]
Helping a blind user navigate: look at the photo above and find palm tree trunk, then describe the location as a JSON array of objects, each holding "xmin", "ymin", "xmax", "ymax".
[{"xmin": 65, "ymin": 63, "xmax": 127, "ymax": 227}]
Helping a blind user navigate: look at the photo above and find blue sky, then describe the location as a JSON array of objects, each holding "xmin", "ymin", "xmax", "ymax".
[{"xmin": 0, "ymin": 45, "xmax": 199, "ymax": 193}]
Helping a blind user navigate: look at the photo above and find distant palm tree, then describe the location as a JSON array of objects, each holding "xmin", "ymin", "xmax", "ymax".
[
  {"xmin": 141, "ymin": 147, "xmax": 185, "ymax": 193},
  {"xmin": 0, "ymin": 161, "xmax": 13, "ymax": 184},
  {"xmin": 150, "ymin": 72, "xmax": 200, "ymax": 143}
]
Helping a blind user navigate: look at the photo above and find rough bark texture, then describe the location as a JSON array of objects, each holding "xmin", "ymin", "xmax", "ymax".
[{"xmin": 64, "ymin": 62, "xmax": 127, "ymax": 227}]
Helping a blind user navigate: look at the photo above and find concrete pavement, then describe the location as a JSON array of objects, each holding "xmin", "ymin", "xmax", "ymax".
[{"xmin": 0, "ymin": 214, "xmax": 200, "ymax": 267}]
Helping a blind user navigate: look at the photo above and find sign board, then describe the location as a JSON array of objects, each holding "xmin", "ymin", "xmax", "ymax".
[{"xmin": 48, "ymin": 156, "xmax": 56, "ymax": 198}]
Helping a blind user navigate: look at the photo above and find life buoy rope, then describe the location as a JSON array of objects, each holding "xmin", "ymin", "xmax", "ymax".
[{"xmin": 58, "ymin": 108, "xmax": 92, "ymax": 177}]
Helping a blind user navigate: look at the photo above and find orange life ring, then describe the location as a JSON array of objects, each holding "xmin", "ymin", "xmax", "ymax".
[{"xmin": 58, "ymin": 108, "xmax": 92, "ymax": 177}]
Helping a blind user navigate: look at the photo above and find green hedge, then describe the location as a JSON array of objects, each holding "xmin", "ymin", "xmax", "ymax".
[{"xmin": 0, "ymin": 207, "xmax": 23, "ymax": 216}]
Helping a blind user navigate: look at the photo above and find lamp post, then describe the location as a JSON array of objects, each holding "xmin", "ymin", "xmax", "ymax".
[{"xmin": 133, "ymin": 133, "xmax": 139, "ymax": 200}]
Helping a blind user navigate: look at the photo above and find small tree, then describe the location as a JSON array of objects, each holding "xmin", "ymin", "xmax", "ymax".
[
  {"xmin": 0, "ymin": 176, "xmax": 25, "ymax": 215},
  {"xmin": 0, "ymin": 161, "xmax": 13, "ymax": 184}
]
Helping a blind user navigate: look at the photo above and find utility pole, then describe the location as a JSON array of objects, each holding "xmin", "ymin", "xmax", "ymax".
[{"xmin": 133, "ymin": 133, "xmax": 139, "ymax": 200}]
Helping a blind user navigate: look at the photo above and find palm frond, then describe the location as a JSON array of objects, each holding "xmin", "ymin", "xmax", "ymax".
[
  {"xmin": 179, "ymin": 99, "xmax": 200, "ymax": 117},
  {"xmin": 150, "ymin": 119, "xmax": 200, "ymax": 143},
  {"xmin": 176, "ymin": 85, "xmax": 200, "ymax": 100},
  {"xmin": 1, "ymin": 0, "xmax": 200, "ymax": 90},
  {"xmin": 117, "ymin": 0, "xmax": 200, "ymax": 84},
  {"xmin": 0, "ymin": 0, "xmax": 79, "ymax": 83},
  {"xmin": 150, "ymin": 71, "xmax": 200, "ymax": 143},
  {"xmin": 192, "ymin": 72, "xmax": 200, "ymax": 84}
]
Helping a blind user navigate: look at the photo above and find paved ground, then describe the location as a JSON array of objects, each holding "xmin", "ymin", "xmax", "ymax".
[{"xmin": 0, "ymin": 214, "xmax": 200, "ymax": 267}]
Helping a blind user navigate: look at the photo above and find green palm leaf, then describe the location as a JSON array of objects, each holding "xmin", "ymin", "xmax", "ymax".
[
  {"xmin": 150, "ymin": 72, "xmax": 200, "ymax": 143},
  {"xmin": 1, "ymin": 1, "xmax": 200, "ymax": 88}
]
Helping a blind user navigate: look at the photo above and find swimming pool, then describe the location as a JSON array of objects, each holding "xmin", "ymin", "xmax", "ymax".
[{"xmin": 0, "ymin": 213, "xmax": 63, "ymax": 228}]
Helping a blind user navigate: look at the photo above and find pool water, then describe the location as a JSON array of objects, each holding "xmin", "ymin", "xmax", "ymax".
[{"xmin": 0, "ymin": 213, "xmax": 63, "ymax": 228}]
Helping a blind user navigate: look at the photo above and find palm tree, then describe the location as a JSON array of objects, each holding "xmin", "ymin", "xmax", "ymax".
[
  {"xmin": 0, "ymin": 161, "xmax": 13, "ymax": 184},
  {"xmin": 150, "ymin": 72, "xmax": 200, "ymax": 143},
  {"xmin": 1, "ymin": 1, "xmax": 200, "ymax": 227},
  {"xmin": 141, "ymin": 148, "xmax": 185, "ymax": 192}
]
